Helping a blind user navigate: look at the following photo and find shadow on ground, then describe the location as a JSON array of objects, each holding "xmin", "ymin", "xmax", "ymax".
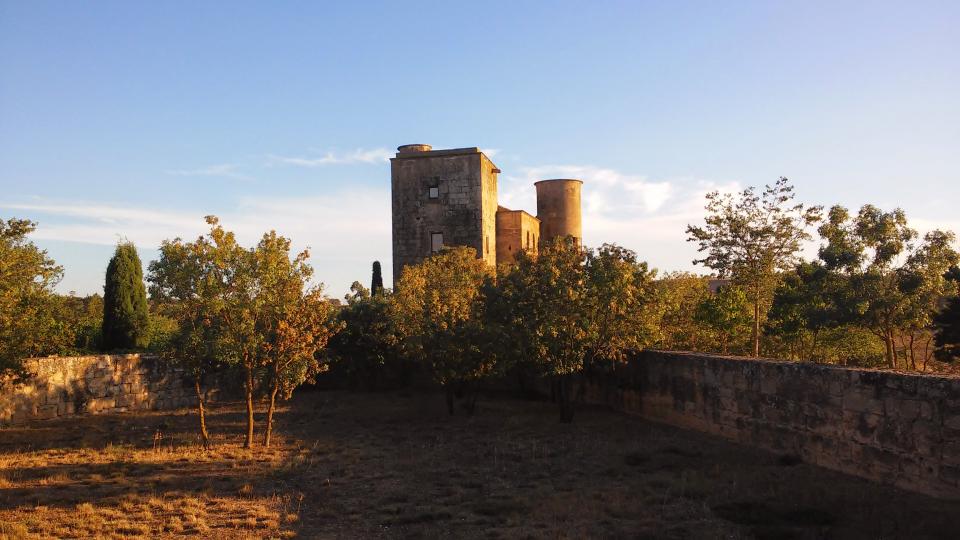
[{"xmin": 1, "ymin": 390, "xmax": 959, "ymax": 538}]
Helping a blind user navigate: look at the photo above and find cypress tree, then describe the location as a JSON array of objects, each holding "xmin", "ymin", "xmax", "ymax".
[
  {"xmin": 102, "ymin": 242, "xmax": 150, "ymax": 350},
  {"xmin": 371, "ymin": 260, "xmax": 384, "ymax": 296}
]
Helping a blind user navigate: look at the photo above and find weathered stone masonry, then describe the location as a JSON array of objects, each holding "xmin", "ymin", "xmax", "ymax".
[
  {"xmin": 0, "ymin": 354, "xmax": 217, "ymax": 426},
  {"xmin": 578, "ymin": 350, "xmax": 960, "ymax": 498}
]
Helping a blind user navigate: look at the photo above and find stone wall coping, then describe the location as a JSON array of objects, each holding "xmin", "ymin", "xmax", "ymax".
[{"xmin": 646, "ymin": 349, "xmax": 960, "ymax": 382}]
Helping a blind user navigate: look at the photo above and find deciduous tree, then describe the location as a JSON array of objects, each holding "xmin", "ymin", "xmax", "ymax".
[
  {"xmin": 686, "ymin": 178, "xmax": 822, "ymax": 356},
  {"xmin": 0, "ymin": 218, "xmax": 65, "ymax": 383},
  {"xmin": 390, "ymin": 246, "xmax": 495, "ymax": 414},
  {"xmin": 695, "ymin": 285, "xmax": 752, "ymax": 355},
  {"xmin": 148, "ymin": 228, "xmax": 228, "ymax": 448},
  {"xmin": 816, "ymin": 205, "xmax": 958, "ymax": 368}
]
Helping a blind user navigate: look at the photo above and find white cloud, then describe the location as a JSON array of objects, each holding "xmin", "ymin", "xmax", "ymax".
[
  {"xmin": 167, "ymin": 163, "xmax": 251, "ymax": 180},
  {"xmin": 1, "ymin": 188, "xmax": 393, "ymax": 297},
  {"xmin": 267, "ymin": 148, "xmax": 392, "ymax": 167},
  {"xmin": 497, "ymin": 163, "xmax": 742, "ymax": 273}
]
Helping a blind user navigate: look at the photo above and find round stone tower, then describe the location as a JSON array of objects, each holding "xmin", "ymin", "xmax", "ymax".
[{"xmin": 535, "ymin": 179, "xmax": 583, "ymax": 245}]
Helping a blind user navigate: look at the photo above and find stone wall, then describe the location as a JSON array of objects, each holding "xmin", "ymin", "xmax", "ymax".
[
  {"xmin": 578, "ymin": 350, "xmax": 960, "ymax": 499},
  {"xmin": 0, "ymin": 354, "xmax": 217, "ymax": 426}
]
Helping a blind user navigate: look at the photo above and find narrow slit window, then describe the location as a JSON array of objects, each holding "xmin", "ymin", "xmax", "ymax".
[{"xmin": 431, "ymin": 232, "xmax": 443, "ymax": 253}]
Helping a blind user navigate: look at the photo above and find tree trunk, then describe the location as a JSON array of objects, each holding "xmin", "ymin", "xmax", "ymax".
[
  {"xmin": 244, "ymin": 364, "xmax": 255, "ymax": 448},
  {"xmin": 194, "ymin": 379, "xmax": 211, "ymax": 450},
  {"xmin": 884, "ymin": 331, "xmax": 895, "ymax": 369},
  {"xmin": 263, "ymin": 382, "xmax": 279, "ymax": 448},
  {"xmin": 909, "ymin": 333, "xmax": 916, "ymax": 371},
  {"xmin": 752, "ymin": 300, "xmax": 761, "ymax": 357},
  {"xmin": 891, "ymin": 331, "xmax": 900, "ymax": 368},
  {"xmin": 558, "ymin": 374, "xmax": 575, "ymax": 423},
  {"xmin": 445, "ymin": 385, "xmax": 455, "ymax": 416},
  {"xmin": 463, "ymin": 382, "xmax": 479, "ymax": 416}
]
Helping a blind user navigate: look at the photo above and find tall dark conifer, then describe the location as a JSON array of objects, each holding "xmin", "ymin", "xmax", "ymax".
[
  {"xmin": 371, "ymin": 261, "xmax": 384, "ymax": 296},
  {"xmin": 102, "ymin": 242, "xmax": 150, "ymax": 350}
]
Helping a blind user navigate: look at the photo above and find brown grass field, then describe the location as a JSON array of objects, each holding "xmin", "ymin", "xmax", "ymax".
[{"xmin": 1, "ymin": 389, "xmax": 959, "ymax": 539}]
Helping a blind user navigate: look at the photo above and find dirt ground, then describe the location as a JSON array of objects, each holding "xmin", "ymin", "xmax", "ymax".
[{"xmin": 1, "ymin": 390, "xmax": 959, "ymax": 539}]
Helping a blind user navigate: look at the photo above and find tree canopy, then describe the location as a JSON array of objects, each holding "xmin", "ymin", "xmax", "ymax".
[{"xmin": 686, "ymin": 177, "xmax": 822, "ymax": 356}]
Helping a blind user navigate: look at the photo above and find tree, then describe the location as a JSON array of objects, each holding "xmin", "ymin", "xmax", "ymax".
[
  {"xmin": 583, "ymin": 244, "xmax": 658, "ymax": 371},
  {"xmin": 694, "ymin": 285, "xmax": 752, "ymax": 355},
  {"xmin": 102, "ymin": 242, "xmax": 150, "ymax": 350},
  {"xmin": 765, "ymin": 261, "xmax": 839, "ymax": 361},
  {"xmin": 897, "ymin": 231, "xmax": 959, "ymax": 370},
  {"xmin": 686, "ymin": 177, "xmax": 822, "ymax": 356},
  {"xmin": 390, "ymin": 246, "xmax": 495, "ymax": 415},
  {"xmin": 934, "ymin": 267, "xmax": 960, "ymax": 363},
  {"xmin": 816, "ymin": 205, "xmax": 958, "ymax": 368},
  {"xmin": 495, "ymin": 238, "xmax": 656, "ymax": 422},
  {"xmin": 0, "ymin": 218, "xmax": 65, "ymax": 383},
  {"xmin": 371, "ymin": 261, "xmax": 384, "ymax": 296},
  {"xmin": 329, "ymin": 282, "xmax": 399, "ymax": 389},
  {"xmin": 252, "ymin": 233, "xmax": 341, "ymax": 447},
  {"xmin": 149, "ymin": 228, "xmax": 228, "ymax": 448},
  {"xmin": 651, "ymin": 272, "xmax": 712, "ymax": 351}
]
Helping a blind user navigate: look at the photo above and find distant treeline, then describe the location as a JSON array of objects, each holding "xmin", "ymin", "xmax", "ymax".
[{"xmin": 2, "ymin": 177, "xmax": 959, "ymax": 439}]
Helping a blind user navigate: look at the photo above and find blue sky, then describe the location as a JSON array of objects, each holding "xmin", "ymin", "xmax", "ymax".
[{"xmin": 2, "ymin": 1, "xmax": 958, "ymax": 298}]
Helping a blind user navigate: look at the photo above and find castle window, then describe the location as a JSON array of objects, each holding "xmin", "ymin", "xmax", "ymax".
[
  {"xmin": 485, "ymin": 235, "xmax": 489, "ymax": 255},
  {"xmin": 428, "ymin": 186, "xmax": 439, "ymax": 199},
  {"xmin": 431, "ymin": 232, "xmax": 443, "ymax": 253}
]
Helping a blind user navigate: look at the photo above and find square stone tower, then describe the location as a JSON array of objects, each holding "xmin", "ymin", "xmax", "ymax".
[{"xmin": 391, "ymin": 144, "xmax": 499, "ymax": 282}]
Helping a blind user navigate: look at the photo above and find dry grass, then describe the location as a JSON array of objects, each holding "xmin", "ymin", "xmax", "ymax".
[
  {"xmin": 1, "ymin": 390, "xmax": 959, "ymax": 538},
  {"xmin": 0, "ymin": 403, "xmax": 301, "ymax": 539}
]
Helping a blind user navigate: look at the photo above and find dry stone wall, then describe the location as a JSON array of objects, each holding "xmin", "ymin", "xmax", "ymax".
[
  {"xmin": 579, "ymin": 350, "xmax": 960, "ymax": 498},
  {"xmin": 0, "ymin": 354, "xmax": 217, "ymax": 426}
]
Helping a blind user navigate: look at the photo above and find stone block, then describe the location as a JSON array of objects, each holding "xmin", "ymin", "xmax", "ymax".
[{"xmin": 843, "ymin": 388, "xmax": 884, "ymax": 414}]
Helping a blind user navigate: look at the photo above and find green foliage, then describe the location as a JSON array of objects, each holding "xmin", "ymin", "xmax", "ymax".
[
  {"xmin": 815, "ymin": 205, "xmax": 958, "ymax": 367},
  {"xmin": 694, "ymin": 285, "xmax": 752, "ymax": 355},
  {"xmin": 102, "ymin": 242, "xmax": 150, "ymax": 350},
  {"xmin": 328, "ymin": 282, "xmax": 401, "ymax": 389},
  {"xmin": 60, "ymin": 293, "xmax": 104, "ymax": 352},
  {"xmin": 651, "ymin": 272, "xmax": 712, "ymax": 351},
  {"xmin": 150, "ymin": 216, "xmax": 340, "ymax": 447},
  {"xmin": 145, "ymin": 313, "xmax": 178, "ymax": 353},
  {"xmin": 0, "ymin": 218, "xmax": 65, "ymax": 383},
  {"xmin": 934, "ymin": 267, "xmax": 960, "ymax": 362},
  {"xmin": 686, "ymin": 177, "xmax": 822, "ymax": 356},
  {"xmin": 495, "ymin": 238, "xmax": 657, "ymax": 421},
  {"xmin": 390, "ymin": 246, "xmax": 495, "ymax": 410},
  {"xmin": 584, "ymin": 244, "xmax": 659, "ymax": 367}
]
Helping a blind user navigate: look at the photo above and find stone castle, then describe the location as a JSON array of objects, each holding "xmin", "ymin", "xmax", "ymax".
[{"xmin": 390, "ymin": 144, "xmax": 583, "ymax": 281}]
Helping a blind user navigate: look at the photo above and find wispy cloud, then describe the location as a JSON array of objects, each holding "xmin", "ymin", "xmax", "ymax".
[
  {"xmin": 500, "ymin": 164, "xmax": 676, "ymax": 215},
  {"xmin": 498, "ymin": 162, "xmax": 742, "ymax": 273},
  {"xmin": 267, "ymin": 148, "xmax": 392, "ymax": 167},
  {"xmin": 166, "ymin": 163, "xmax": 251, "ymax": 180},
  {"xmin": 1, "ymin": 189, "xmax": 392, "ymax": 296}
]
